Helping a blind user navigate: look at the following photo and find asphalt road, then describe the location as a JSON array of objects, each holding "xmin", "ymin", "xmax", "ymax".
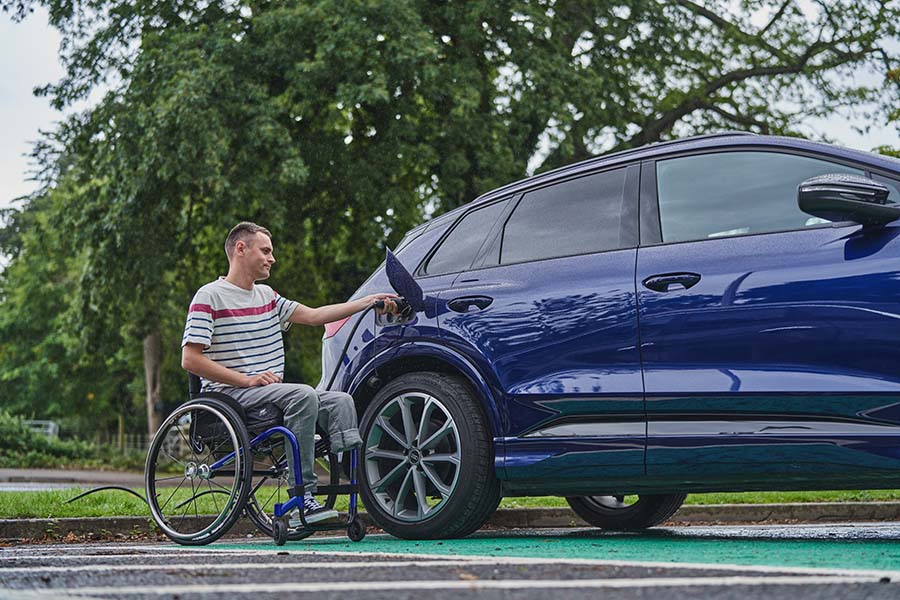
[{"xmin": 3, "ymin": 524, "xmax": 900, "ymax": 599}]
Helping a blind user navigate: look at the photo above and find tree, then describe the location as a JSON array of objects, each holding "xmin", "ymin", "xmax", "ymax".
[
  {"xmin": 0, "ymin": 186, "xmax": 141, "ymax": 437},
  {"xmin": 2, "ymin": 0, "xmax": 898, "ymax": 434}
]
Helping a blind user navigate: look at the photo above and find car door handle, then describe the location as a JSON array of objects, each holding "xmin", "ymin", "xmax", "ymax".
[
  {"xmin": 642, "ymin": 272, "xmax": 702, "ymax": 293},
  {"xmin": 447, "ymin": 295, "xmax": 493, "ymax": 313}
]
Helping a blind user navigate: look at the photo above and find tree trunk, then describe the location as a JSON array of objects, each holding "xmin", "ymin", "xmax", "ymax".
[{"xmin": 143, "ymin": 330, "xmax": 164, "ymax": 436}]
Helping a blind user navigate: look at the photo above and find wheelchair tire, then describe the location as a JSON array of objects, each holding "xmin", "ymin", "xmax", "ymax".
[
  {"xmin": 145, "ymin": 399, "xmax": 252, "ymax": 545},
  {"xmin": 273, "ymin": 518, "xmax": 288, "ymax": 546},
  {"xmin": 347, "ymin": 519, "xmax": 366, "ymax": 542}
]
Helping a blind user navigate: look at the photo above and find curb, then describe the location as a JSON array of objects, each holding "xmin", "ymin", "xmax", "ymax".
[
  {"xmin": 490, "ymin": 502, "xmax": 900, "ymax": 528},
  {"xmin": 4, "ymin": 502, "xmax": 900, "ymax": 542}
]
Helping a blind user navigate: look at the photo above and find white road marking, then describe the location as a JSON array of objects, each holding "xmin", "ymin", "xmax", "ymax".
[
  {"xmin": 0, "ymin": 558, "xmax": 510, "ymax": 573},
  {"xmin": 4, "ymin": 575, "xmax": 889, "ymax": 597},
  {"xmin": 4, "ymin": 546, "xmax": 900, "ymax": 581}
]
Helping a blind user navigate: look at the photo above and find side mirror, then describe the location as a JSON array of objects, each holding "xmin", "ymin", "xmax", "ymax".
[{"xmin": 798, "ymin": 173, "xmax": 899, "ymax": 227}]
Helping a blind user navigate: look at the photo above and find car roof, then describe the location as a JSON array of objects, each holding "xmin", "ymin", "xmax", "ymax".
[
  {"xmin": 469, "ymin": 132, "xmax": 900, "ymax": 208},
  {"xmin": 400, "ymin": 132, "xmax": 900, "ymax": 240}
]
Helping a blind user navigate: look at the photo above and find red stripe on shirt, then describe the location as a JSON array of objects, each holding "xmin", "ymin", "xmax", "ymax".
[{"xmin": 189, "ymin": 299, "xmax": 277, "ymax": 319}]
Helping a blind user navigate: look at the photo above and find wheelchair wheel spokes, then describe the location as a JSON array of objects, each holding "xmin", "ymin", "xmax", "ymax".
[
  {"xmin": 145, "ymin": 401, "xmax": 250, "ymax": 545},
  {"xmin": 173, "ymin": 488, "xmax": 231, "ymax": 510},
  {"xmin": 245, "ymin": 444, "xmax": 314, "ymax": 541}
]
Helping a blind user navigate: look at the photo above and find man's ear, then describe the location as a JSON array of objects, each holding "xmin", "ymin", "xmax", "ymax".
[{"xmin": 234, "ymin": 240, "xmax": 247, "ymax": 256}]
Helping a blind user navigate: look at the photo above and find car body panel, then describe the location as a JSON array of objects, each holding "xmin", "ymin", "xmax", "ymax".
[
  {"xmin": 636, "ymin": 143, "xmax": 900, "ymax": 487},
  {"xmin": 637, "ymin": 224, "xmax": 900, "ymax": 484},
  {"xmin": 323, "ymin": 133, "xmax": 900, "ymax": 497},
  {"xmin": 441, "ymin": 250, "xmax": 646, "ymax": 486},
  {"xmin": 319, "ymin": 219, "xmax": 454, "ymax": 392},
  {"xmin": 346, "ymin": 340, "xmax": 507, "ymax": 442}
]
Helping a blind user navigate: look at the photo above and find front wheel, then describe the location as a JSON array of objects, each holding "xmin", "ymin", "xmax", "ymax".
[
  {"xmin": 273, "ymin": 518, "xmax": 288, "ymax": 546},
  {"xmin": 358, "ymin": 372, "xmax": 501, "ymax": 539},
  {"xmin": 565, "ymin": 494, "xmax": 686, "ymax": 530},
  {"xmin": 347, "ymin": 519, "xmax": 366, "ymax": 542}
]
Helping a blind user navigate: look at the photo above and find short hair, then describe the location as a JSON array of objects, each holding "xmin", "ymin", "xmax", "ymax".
[{"xmin": 225, "ymin": 222, "xmax": 272, "ymax": 259}]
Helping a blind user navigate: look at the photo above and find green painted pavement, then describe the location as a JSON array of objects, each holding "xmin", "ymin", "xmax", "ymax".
[{"xmin": 213, "ymin": 530, "xmax": 900, "ymax": 572}]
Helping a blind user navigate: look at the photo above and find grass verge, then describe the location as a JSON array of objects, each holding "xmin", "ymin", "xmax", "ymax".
[{"xmin": 3, "ymin": 488, "xmax": 900, "ymax": 519}]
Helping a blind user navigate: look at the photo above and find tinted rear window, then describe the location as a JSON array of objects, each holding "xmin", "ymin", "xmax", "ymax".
[
  {"xmin": 500, "ymin": 168, "xmax": 628, "ymax": 264},
  {"xmin": 424, "ymin": 200, "xmax": 506, "ymax": 276}
]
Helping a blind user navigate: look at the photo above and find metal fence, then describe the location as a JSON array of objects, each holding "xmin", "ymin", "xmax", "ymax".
[
  {"xmin": 23, "ymin": 420, "xmax": 60, "ymax": 438},
  {"xmin": 96, "ymin": 433, "xmax": 151, "ymax": 454}
]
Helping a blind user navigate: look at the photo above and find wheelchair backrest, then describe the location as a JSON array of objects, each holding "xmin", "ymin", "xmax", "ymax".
[{"xmin": 185, "ymin": 372, "xmax": 284, "ymax": 447}]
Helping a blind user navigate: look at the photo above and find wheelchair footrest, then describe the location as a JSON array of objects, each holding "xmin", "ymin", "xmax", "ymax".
[{"xmin": 315, "ymin": 484, "xmax": 357, "ymax": 495}]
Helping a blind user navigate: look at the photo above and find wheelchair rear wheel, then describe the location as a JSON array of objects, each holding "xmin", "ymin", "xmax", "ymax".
[{"xmin": 145, "ymin": 400, "xmax": 252, "ymax": 545}]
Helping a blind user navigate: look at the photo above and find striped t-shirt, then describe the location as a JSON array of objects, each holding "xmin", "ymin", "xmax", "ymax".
[{"xmin": 182, "ymin": 278, "xmax": 299, "ymax": 391}]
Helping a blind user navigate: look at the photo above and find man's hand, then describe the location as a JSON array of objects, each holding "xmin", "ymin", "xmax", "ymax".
[
  {"xmin": 245, "ymin": 371, "xmax": 283, "ymax": 387},
  {"xmin": 365, "ymin": 293, "xmax": 401, "ymax": 315}
]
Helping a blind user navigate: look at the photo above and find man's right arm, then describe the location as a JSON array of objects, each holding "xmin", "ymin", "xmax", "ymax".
[{"xmin": 181, "ymin": 343, "xmax": 282, "ymax": 387}]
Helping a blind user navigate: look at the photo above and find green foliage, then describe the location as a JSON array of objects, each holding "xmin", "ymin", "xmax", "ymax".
[
  {"xmin": 6, "ymin": 488, "xmax": 900, "ymax": 519},
  {"xmin": 877, "ymin": 147, "xmax": 900, "ymax": 160},
  {"xmin": 1, "ymin": 0, "xmax": 899, "ymax": 435},
  {"xmin": 0, "ymin": 410, "xmax": 143, "ymax": 469},
  {"xmin": 0, "ymin": 189, "xmax": 142, "ymax": 433}
]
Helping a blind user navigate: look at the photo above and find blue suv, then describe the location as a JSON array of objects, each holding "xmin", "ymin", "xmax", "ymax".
[{"xmin": 319, "ymin": 132, "xmax": 900, "ymax": 539}]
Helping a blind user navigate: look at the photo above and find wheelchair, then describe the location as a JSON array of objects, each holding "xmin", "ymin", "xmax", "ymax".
[{"xmin": 144, "ymin": 374, "xmax": 365, "ymax": 546}]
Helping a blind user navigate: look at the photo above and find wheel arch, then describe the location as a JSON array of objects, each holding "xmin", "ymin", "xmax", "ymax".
[{"xmin": 347, "ymin": 342, "xmax": 504, "ymax": 439}]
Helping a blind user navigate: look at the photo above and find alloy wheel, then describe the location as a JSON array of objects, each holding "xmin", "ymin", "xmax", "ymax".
[{"xmin": 364, "ymin": 392, "xmax": 461, "ymax": 521}]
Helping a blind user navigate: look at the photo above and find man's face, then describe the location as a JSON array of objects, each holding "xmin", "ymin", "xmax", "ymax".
[{"xmin": 239, "ymin": 232, "xmax": 276, "ymax": 281}]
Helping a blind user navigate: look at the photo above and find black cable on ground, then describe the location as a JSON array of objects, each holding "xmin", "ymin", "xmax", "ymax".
[{"xmin": 65, "ymin": 485, "xmax": 147, "ymax": 504}]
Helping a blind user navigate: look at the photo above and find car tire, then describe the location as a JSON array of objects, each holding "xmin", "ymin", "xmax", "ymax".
[
  {"xmin": 565, "ymin": 494, "xmax": 686, "ymax": 530},
  {"xmin": 358, "ymin": 372, "xmax": 501, "ymax": 539}
]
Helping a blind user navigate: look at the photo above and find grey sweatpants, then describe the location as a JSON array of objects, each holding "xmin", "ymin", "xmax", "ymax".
[{"xmin": 222, "ymin": 383, "xmax": 361, "ymax": 493}]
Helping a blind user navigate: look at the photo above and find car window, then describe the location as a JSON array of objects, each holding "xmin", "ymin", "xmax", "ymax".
[
  {"xmin": 423, "ymin": 200, "xmax": 506, "ymax": 276},
  {"xmin": 873, "ymin": 174, "xmax": 900, "ymax": 205},
  {"xmin": 500, "ymin": 168, "xmax": 628, "ymax": 265},
  {"xmin": 656, "ymin": 152, "xmax": 865, "ymax": 243}
]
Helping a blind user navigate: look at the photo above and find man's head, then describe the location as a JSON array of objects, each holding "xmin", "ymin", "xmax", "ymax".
[{"xmin": 225, "ymin": 222, "xmax": 275, "ymax": 281}]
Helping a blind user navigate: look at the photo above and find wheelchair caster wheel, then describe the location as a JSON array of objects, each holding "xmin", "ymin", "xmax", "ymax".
[
  {"xmin": 274, "ymin": 518, "xmax": 288, "ymax": 546},
  {"xmin": 347, "ymin": 519, "xmax": 366, "ymax": 542}
]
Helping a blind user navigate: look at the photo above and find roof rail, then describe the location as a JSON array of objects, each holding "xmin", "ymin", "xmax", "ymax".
[
  {"xmin": 652, "ymin": 131, "xmax": 757, "ymax": 145},
  {"xmin": 592, "ymin": 130, "xmax": 757, "ymax": 163},
  {"xmin": 539, "ymin": 131, "xmax": 756, "ymax": 176},
  {"xmin": 599, "ymin": 131, "xmax": 757, "ymax": 161},
  {"xmin": 470, "ymin": 131, "xmax": 758, "ymax": 206}
]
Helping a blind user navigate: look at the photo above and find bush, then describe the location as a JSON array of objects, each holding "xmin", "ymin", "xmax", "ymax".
[{"xmin": 0, "ymin": 410, "xmax": 143, "ymax": 470}]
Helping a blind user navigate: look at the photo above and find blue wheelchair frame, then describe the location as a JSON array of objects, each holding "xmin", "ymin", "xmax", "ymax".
[
  {"xmin": 145, "ymin": 374, "xmax": 366, "ymax": 545},
  {"xmin": 207, "ymin": 424, "xmax": 360, "ymax": 527}
]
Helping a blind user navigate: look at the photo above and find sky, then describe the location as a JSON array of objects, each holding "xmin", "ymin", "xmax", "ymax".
[
  {"xmin": 2, "ymin": 8, "xmax": 899, "ymax": 214},
  {"xmin": 1, "ymin": 9, "xmax": 64, "ymax": 211}
]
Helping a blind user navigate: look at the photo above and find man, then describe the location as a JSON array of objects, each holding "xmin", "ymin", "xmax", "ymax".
[{"xmin": 182, "ymin": 221, "xmax": 397, "ymax": 524}]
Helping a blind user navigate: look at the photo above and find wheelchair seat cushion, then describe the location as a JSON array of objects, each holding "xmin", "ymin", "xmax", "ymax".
[
  {"xmin": 189, "ymin": 393, "xmax": 284, "ymax": 446},
  {"xmin": 244, "ymin": 402, "xmax": 284, "ymax": 438}
]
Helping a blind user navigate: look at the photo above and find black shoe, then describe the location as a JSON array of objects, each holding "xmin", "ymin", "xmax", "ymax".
[{"xmin": 290, "ymin": 494, "xmax": 338, "ymax": 526}]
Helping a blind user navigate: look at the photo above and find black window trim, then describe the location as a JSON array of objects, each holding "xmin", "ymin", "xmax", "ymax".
[
  {"xmin": 639, "ymin": 146, "xmax": 900, "ymax": 248},
  {"xmin": 415, "ymin": 196, "xmax": 514, "ymax": 279},
  {"xmin": 482, "ymin": 163, "xmax": 640, "ymax": 269},
  {"xmin": 469, "ymin": 193, "xmax": 521, "ymax": 271}
]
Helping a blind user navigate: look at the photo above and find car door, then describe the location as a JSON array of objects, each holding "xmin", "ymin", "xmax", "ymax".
[
  {"xmin": 637, "ymin": 149, "xmax": 900, "ymax": 487},
  {"xmin": 412, "ymin": 194, "xmax": 513, "ymax": 312},
  {"xmin": 437, "ymin": 165, "xmax": 646, "ymax": 494}
]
